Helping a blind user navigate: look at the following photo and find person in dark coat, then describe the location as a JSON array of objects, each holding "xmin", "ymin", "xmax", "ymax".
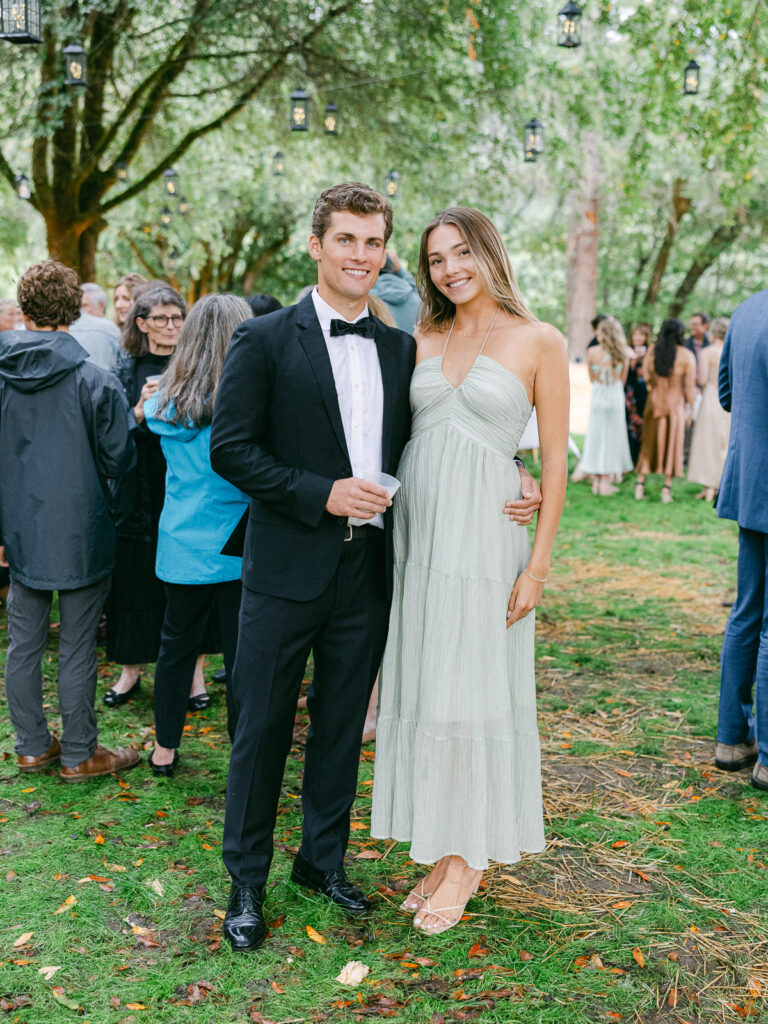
[
  {"xmin": 0, "ymin": 259, "xmax": 138, "ymax": 781},
  {"xmin": 715, "ymin": 291, "xmax": 768, "ymax": 791}
]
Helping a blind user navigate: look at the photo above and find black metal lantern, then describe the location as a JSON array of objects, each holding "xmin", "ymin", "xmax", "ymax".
[
  {"xmin": 167, "ymin": 249, "xmax": 180, "ymax": 273},
  {"xmin": 290, "ymin": 87, "xmax": 309, "ymax": 131},
  {"xmin": 323, "ymin": 102, "xmax": 339, "ymax": 136},
  {"xmin": 385, "ymin": 169, "xmax": 401, "ymax": 200},
  {"xmin": 0, "ymin": 0, "xmax": 42, "ymax": 43},
  {"xmin": 557, "ymin": 0, "xmax": 582, "ymax": 48},
  {"xmin": 524, "ymin": 117, "xmax": 544, "ymax": 155},
  {"xmin": 683, "ymin": 59, "xmax": 700, "ymax": 95},
  {"xmin": 524, "ymin": 148, "xmax": 537, "ymax": 164},
  {"xmin": 159, "ymin": 205, "xmax": 172, "ymax": 228},
  {"xmin": 63, "ymin": 40, "xmax": 87, "ymax": 86},
  {"xmin": 178, "ymin": 196, "xmax": 190, "ymax": 216},
  {"xmin": 163, "ymin": 167, "xmax": 179, "ymax": 197},
  {"xmin": 116, "ymin": 161, "xmax": 128, "ymax": 182},
  {"xmin": 14, "ymin": 173, "xmax": 30, "ymax": 200},
  {"xmin": 272, "ymin": 150, "xmax": 285, "ymax": 176}
]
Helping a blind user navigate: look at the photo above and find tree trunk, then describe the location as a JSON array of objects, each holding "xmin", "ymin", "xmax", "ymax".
[
  {"xmin": 44, "ymin": 216, "xmax": 104, "ymax": 279},
  {"xmin": 667, "ymin": 220, "xmax": 743, "ymax": 317},
  {"xmin": 565, "ymin": 130, "xmax": 600, "ymax": 361},
  {"xmin": 642, "ymin": 178, "xmax": 690, "ymax": 308}
]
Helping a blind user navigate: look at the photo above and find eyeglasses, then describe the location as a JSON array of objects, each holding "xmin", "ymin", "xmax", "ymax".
[{"xmin": 144, "ymin": 314, "xmax": 184, "ymax": 328}]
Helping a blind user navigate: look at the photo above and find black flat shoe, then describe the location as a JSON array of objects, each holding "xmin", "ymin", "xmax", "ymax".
[
  {"xmin": 187, "ymin": 693, "xmax": 212, "ymax": 712},
  {"xmin": 103, "ymin": 678, "xmax": 140, "ymax": 707},
  {"xmin": 212, "ymin": 667, "xmax": 227, "ymax": 684},
  {"xmin": 148, "ymin": 750, "xmax": 179, "ymax": 777},
  {"xmin": 223, "ymin": 884, "xmax": 268, "ymax": 952},
  {"xmin": 290, "ymin": 850, "xmax": 371, "ymax": 916}
]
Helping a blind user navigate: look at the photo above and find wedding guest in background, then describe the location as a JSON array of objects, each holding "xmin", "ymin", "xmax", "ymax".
[
  {"xmin": 370, "ymin": 250, "xmax": 421, "ymax": 333},
  {"xmin": 685, "ymin": 312, "xmax": 710, "ymax": 371},
  {"xmin": 714, "ymin": 292, "xmax": 768, "ymax": 791},
  {"xmin": 144, "ymin": 294, "xmax": 251, "ymax": 776},
  {"xmin": 0, "ymin": 300, "xmax": 21, "ymax": 332},
  {"xmin": 574, "ymin": 317, "xmax": 634, "ymax": 495},
  {"xmin": 245, "ymin": 294, "xmax": 282, "ymax": 317},
  {"xmin": 634, "ymin": 318, "xmax": 696, "ymax": 504},
  {"xmin": 586, "ymin": 313, "xmax": 608, "ymax": 350},
  {"xmin": 113, "ymin": 273, "xmax": 147, "ymax": 327},
  {"xmin": 625, "ymin": 323, "xmax": 651, "ymax": 465},
  {"xmin": 70, "ymin": 284, "xmax": 122, "ymax": 371},
  {"xmin": 688, "ymin": 316, "xmax": 731, "ymax": 502},
  {"xmin": 104, "ymin": 286, "xmax": 209, "ymax": 708},
  {"xmin": 0, "ymin": 260, "xmax": 138, "ymax": 781}
]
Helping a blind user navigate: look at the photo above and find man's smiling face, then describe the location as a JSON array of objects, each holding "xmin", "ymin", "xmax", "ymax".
[{"xmin": 309, "ymin": 210, "xmax": 388, "ymax": 313}]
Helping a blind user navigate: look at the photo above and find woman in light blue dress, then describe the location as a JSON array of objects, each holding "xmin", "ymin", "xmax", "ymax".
[
  {"xmin": 575, "ymin": 317, "xmax": 634, "ymax": 495},
  {"xmin": 371, "ymin": 208, "xmax": 570, "ymax": 934}
]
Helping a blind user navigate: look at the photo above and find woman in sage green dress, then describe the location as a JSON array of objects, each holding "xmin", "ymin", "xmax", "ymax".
[{"xmin": 371, "ymin": 208, "xmax": 570, "ymax": 934}]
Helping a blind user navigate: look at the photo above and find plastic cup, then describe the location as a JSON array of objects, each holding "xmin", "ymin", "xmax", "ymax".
[
  {"xmin": 349, "ymin": 471, "xmax": 401, "ymax": 525},
  {"xmin": 145, "ymin": 374, "xmax": 162, "ymax": 384}
]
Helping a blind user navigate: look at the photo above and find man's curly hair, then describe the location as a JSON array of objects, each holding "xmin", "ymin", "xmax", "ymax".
[
  {"xmin": 311, "ymin": 182, "xmax": 393, "ymax": 244},
  {"xmin": 17, "ymin": 260, "xmax": 82, "ymax": 329}
]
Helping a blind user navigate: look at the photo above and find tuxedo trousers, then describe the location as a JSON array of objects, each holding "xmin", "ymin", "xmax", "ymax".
[
  {"xmin": 223, "ymin": 530, "xmax": 388, "ymax": 887},
  {"xmin": 718, "ymin": 526, "xmax": 768, "ymax": 765}
]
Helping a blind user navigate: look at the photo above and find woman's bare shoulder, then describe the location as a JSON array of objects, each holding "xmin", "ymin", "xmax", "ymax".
[{"xmin": 415, "ymin": 325, "xmax": 448, "ymax": 360}]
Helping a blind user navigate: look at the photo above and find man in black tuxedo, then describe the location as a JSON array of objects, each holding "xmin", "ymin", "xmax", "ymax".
[{"xmin": 211, "ymin": 183, "xmax": 414, "ymax": 951}]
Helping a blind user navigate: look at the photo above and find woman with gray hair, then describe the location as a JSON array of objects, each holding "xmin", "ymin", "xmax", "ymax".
[{"xmin": 143, "ymin": 294, "xmax": 251, "ymax": 775}]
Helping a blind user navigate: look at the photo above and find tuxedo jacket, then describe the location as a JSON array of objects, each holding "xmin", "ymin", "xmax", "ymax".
[
  {"xmin": 210, "ymin": 292, "xmax": 416, "ymax": 601},
  {"xmin": 717, "ymin": 288, "xmax": 768, "ymax": 534}
]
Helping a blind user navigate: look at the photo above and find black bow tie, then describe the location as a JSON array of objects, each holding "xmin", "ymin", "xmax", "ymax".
[{"xmin": 329, "ymin": 316, "xmax": 376, "ymax": 339}]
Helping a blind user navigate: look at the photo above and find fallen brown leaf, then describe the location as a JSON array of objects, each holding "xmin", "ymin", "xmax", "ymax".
[{"xmin": 306, "ymin": 925, "xmax": 326, "ymax": 944}]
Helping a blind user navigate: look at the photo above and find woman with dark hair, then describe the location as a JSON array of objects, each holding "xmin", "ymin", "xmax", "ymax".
[
  {"xmin": 144, "ymin": 294, "xmax": 252, "ymax": 775},
  {"xmin": 244, "ymin": 293, "xmax": 282, "ymax": 317},
  {"xmin": 371, "ymin": 207, "xmax": 569, "ymax": 934},
  {"xmin": 635, "ymin": 318, "xmax": 696, "ymax": 502},
  {"xmin": 625, "ymin": 323, "xmax": 651, "ymax": 464},
  {"xmin": 104, "ymin": 285, "xmax": 205, "ymax": 705}
]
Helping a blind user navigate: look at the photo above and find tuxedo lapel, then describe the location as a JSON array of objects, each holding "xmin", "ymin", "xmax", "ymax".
[
  {"xmin": 375, "ymin": 323, "xmax": 399, "ymax": 474},
  {"xmin": 296, "ymin": 295, "xmax": 350, "ymax": 462}
]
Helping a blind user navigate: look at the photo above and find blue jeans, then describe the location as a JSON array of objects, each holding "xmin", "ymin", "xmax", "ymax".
[{"xmin": 718, "ymin": 527, "xmax": 768, "ymax": 765}]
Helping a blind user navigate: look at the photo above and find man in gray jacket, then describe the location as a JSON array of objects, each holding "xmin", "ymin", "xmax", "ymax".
[{"xmin": 0, "ymin": 260, "xmax": 138, "ymax": 781}]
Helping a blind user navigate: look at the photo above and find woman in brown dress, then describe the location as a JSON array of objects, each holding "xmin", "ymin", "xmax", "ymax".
[{"xmin": 635, "ymin": 318, "xmax": 696, "ymax": 503}]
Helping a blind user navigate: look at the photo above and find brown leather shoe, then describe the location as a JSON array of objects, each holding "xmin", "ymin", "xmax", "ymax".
[
  {"xmin": 18, "ymin": 735, "xmax": 61, "ymax": 773},
  {"xmin": 59, "ymin": 744, "xmax": 140, "ymax": 783}
]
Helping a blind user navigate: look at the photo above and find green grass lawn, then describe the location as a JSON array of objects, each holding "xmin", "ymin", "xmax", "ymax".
[{"xmin": 1, "ymin": 462, "xmax": 765, "ymax": 1024}]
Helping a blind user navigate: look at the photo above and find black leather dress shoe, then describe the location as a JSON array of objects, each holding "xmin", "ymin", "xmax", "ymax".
[
  {"xmin": 222, "ymin": 884, "xmax": 268, "ymax": 952},
  {"xmin": 290, "ymin": 851, "xmax": 371, "ymax": 916},
  {"xmin": 212, "ymin": 668, "xmax": 227, "ymax": 684}
]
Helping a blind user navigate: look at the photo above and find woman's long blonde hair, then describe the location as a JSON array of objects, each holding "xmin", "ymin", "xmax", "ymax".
[
  {"xmin": 417, "ymin": 207, "xmax": 537, "ymax": 332},
  {"xmin": 597, "ymin": 316, "xmax": 632, "ymax": 368}
]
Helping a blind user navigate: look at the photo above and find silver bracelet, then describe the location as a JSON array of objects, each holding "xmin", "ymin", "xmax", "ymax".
[{"xmin": 523, "ymin": 566, "xmax": 547, "ymax": 584}]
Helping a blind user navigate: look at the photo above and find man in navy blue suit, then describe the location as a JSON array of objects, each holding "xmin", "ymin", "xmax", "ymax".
[{"xmin": 715, "ymin": 291, "xmax": 768, "ymax": 791}]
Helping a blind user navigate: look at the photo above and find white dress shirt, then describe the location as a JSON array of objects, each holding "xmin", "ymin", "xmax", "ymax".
[{"xmin": 311, "ymin": 288, "xmax": 385, "ymax": 528}]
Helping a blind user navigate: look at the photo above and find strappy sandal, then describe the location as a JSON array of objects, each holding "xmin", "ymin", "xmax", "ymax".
[
  {"xmin": 661, "ymin": 485, "xmax": 673, "ymax": 504},
  {"xmin": 413, "ymin": 888, "xmax": 478, "ymax": 935},
  {"xmin": 400, "ymin": 878, "xmax": 430, "ymax": 914}
]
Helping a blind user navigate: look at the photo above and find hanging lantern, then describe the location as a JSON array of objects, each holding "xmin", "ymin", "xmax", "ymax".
[
  {"xmin": 556, "ymin": 0, "xmax": 582, "ymax": 48},
  {"xmin": 323, "ymin": 102, "xmax": 339, "ymax": 136},
  {"xmin": 116, "ymin": 161, "xmax": 128, "ymax": 182},
  {"xmin": 162, "ymin": 167, "xmax": 179, "ymax": 197},
  {"xmin": 290, "ymin": 87, "xmax": 309, "ymax": 131},
  {"xmin": 524, "ymin": 148, "xmax": 537, "ymax": 164},
  {"xmin": 385, "ymin": 169, "xmax": 401, "ymax": 199},
  {"xmin": 63, "ymin": 40, "xmax": 87, "ymax": 86},
  {"xmin": 167, "ymin": 249, "xmax": 180, "ymax": 273},
  {"xmin": 683, "ymin": 59, "xmax": 700, "ymax": 95},
  {"xmin": 14, "ymin": 173, "xmax": 30, "ymax": 200},
  {"xmin": 0, "ymin": 0, "xmax": 42, "ymax": 43},
  {"xmin": 524, "ymin": 117, "xmax": 544, "ymax": 155},
  {"xmin": 159, "ymin": 205, "xmax": 172, "ymax": 228},
  {"xmin": 178, "ymin": 196, "xmax": 190, "ymax": 216},
  {"xmin": 272, "ymin": 150, "xmax": 285, "ymax": 176}
]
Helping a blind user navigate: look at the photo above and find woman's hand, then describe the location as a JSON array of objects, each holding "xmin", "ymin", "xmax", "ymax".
[
  {"xmin": 504, "ymin": 467, "xmax": 542, "ymax": 525},
  {"xmin": 506, "ymin": 569, "xmax": 545, "ymax": 627},
  {"xmin": 133, "ymin": 379, "xmax": 159, "ymax": 424}
]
